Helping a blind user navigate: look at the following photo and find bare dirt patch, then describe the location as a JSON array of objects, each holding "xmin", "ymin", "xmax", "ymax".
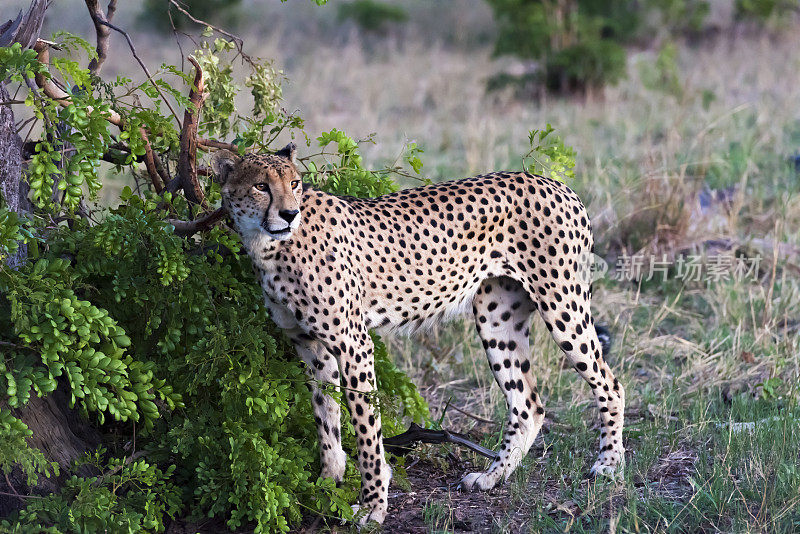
[{"xmin": 381, "ymin": 458, "xmax": 527, "ymax": 533}]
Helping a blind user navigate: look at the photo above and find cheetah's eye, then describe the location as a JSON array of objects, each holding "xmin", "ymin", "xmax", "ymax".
[
  {"xmin": 291, "ymin": 180, "xmax": 301, "ymax": 189},
  {"xmin": 253, "ymin": 183, "xmax": 269, "ymax": 192}
]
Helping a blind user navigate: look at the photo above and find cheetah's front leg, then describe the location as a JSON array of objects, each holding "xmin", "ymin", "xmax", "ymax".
[
  {"xmin": 331, "ymin": 327, "xmax": 391, "ymax": 525},
  {"xmin": 291, "ymin": 333, "xmax": 347, "ymax": 484}
]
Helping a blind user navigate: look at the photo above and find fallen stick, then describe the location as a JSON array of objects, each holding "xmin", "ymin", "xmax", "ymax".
[
  {"xmin": 383, "ymin": 422, "xmax": 499, "ymax": 460},
  {"xmin": 444, "ymin": 399, "xmax": 499, "ymax": 426}
]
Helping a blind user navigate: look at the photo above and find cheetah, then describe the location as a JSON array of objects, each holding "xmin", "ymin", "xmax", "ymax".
[{"xmin": 212, "ymin": 144, "xmax": 625, "ymax": 524}]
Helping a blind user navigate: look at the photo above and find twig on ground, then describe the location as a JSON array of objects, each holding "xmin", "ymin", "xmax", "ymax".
[
  {"xmin": 443, "ymin": 399, "xmax": 499, "ymax": 427},
  {"xmin": 384, "ymin": 422, "xmax": 499, "ymax": 460}
]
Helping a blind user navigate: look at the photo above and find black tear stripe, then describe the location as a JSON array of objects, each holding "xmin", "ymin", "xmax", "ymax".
[{"xmin": 262, "ymin": 185, "xmax": 274, "ymax": 230}]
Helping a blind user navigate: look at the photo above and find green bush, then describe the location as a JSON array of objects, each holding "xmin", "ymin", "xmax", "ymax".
[
  {"xmin": 337, "ymin": 0, "xmax": 409, "ymax": 32},
  {"xmin": 139, "ymin": 0, "xmax": 243, "ymax": 32},
  {"xmin": 485, "ymin": 0, "xmax": 710, "ymax": 94},
  {"xmin": 0, "ymin": 19, "xmax": 426, "ymax": 534},
  {"xmin": 7, "ymin": 451, "xmax": 181, "ymax": 533},
  {"xmin": 524, "ymin": 124, "xmax": 576, "ymax": 183},
  {"xmin": 735, "ymin": 0, "xmax": 800, "ymax": 22},
  {"xmin": 638, "ymin": 41, "xmax": 684, "ymax": 100},
  {"xmin": 545, "ymin": 38, "xmax": 627, "ymax": 93},
  {"xmin": 486, "ymin": 0, "xmax": 640, "ymax": 93}
]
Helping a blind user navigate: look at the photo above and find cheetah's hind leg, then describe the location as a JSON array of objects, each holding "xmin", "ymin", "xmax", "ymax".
[
  {"xmin": 459, "ymin": 277, "xmax": 544, "ymax": 492},
  {"xmin": 537, "ymin": 291, "xmax": 626, "ymax": 477}
]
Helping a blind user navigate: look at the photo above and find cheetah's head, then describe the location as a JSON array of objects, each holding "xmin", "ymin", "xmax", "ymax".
[{"xmin": 212, "ymin": 143, "xmax": 303, "ymax": 241}]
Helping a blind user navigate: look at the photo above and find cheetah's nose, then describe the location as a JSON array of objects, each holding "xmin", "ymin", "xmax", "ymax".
[{"xmin": 278, "ymin": 209, "xmax": 299, "ymax": 223}]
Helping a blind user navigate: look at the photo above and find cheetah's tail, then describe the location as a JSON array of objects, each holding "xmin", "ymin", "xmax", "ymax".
[{"xmin": 595, "ymin": 324, "xmax": 612, "ymax": 358}]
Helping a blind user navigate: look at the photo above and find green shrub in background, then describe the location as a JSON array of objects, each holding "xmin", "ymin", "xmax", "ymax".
[
  {"xmin": 337, "ymin": 0, "xmax": 409, "ymax": 33},
  {"xmin": 544, "ymin": 38, "xmax": 627, "ymax": 94},
  {"xmin": 486, "ymin": 0, "xmax": 800, "ymax": 95},
  {"xmin": 139, "ymin": 0, "xmax": 243, "ymax": 32},
  {"xmin": 0, "ymin": 15, "xmax": 427, "ymax": 534},
  {"xmin": 650, "ymin": 0, "xmax": 710, "ymax": 35},
  {"xmin": 735, "ymin": 0, "xmax": 800, "ymax": 22},
  {"xmin": 486, "ymin": 0, "xmax": 641, "ymax": 94},
  {"xmin": 485, "ymin": 0, "xmax": 713, "ymax": 95},
  {"xmin": 639, "ymin": 41, "xmax": 684, "ymax": 100}
]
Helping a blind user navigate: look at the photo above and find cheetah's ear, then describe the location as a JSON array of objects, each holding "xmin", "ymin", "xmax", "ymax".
[
  {"xmin": 211, "ymin": 149, "xmax": 239, "ymax": 184},
  {"xmin": 275, "ymin": 142, "xmax": 297, "ymax": 165}
]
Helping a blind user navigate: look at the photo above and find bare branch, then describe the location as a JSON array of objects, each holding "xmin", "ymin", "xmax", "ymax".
[
  {"xmin": 168, "ymin": 0, "xmax": 254, "ymax": 66},
  {"xmin": 167, "ymin": 207, "xmax": 227, "ymax": 237},
  {"xmin": 141, "ymin": 130, "xmax": 165, "ymax": 193},
  {"xmin": 0, "ymin": 339, "xmax": 39, "ymax": 353},
  {"xmin": 106, "ymin": 0, "xmax": 117, "ymax": 23},
  {"xmin": 95, "ymin": 19, "xmax": 182, "ymax": 127},
  {"xmin": 0, "ymin": 0, "xmax": 47, "ymax": 49},
  {"xmin": 3, "ymin": 472, "xmax": 22, "ymax": 501},
  {"xmin": 198, "ymin": 138, "xmax": 239, "ymax": 152},
  {"xmin": 444, "ymin": 399, "xmax": 500, "ymax": 427},
  {"xmin": 21, "ymin": 74, "xmax": 42, "ymax": 100},
  {"xmin": 383, "ymin": 423, "xmax": 499, "ymax": 460},
  {"xmin": 33, "ymin": 40, "xmax": 123, "ymax": 125},
  {"xmin": 177, "ymin": 56, "xmax": 207, "ymax": 206},
  {"xmin": 84, "ymin": 0, "xmax": 116, "ymax": 75},
  {"xmin": 0, "ymin": 491, "xmax": 45, "ymax": 500}
]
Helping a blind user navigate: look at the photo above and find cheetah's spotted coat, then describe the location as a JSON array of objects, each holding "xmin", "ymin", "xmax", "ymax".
[{"xmin": 213, "ymin": 144, "xmax": 625, "ymax": 524}]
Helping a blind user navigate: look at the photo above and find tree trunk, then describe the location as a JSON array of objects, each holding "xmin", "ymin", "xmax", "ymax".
[
  {"xmin": 1, "ymin": 0, "xmax": 46, "ymax": 268},
  {"xmin": 0, "ymin": 387, "xmax": 103, "ymax": 516},
  {"xmin": 1, "ymin": 1, "xmax": 103, "ymax": 516},
  {"xmin": 0, "ymin": 82, "xmax": 30, "ymax": 269}
]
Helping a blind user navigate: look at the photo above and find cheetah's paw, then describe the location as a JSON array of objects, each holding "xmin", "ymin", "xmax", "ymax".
[
  {"xmin": 350, "ymin": 503, "xmax": 387, "ymax": 526},
  {"xmin": 320, "ymin": 446, "xmax": 347, "ymax": 484},
  {"xmin": 458, "ymin": 471, "xmax": 501, "ymax": 492},
  {"xmin": 589, "ymin": 458, "xmax": 623, "ymax": 478}
]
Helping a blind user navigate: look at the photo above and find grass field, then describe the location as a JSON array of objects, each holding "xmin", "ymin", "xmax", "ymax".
[{"xmin": 21, "ymin": 1, "xmax": 800, "ymax": 531}]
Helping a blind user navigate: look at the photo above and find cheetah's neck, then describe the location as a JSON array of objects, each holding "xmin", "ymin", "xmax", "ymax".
[{"xmin": 239, "ymin": 228, "xmax": 285, "ymax": 267}]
